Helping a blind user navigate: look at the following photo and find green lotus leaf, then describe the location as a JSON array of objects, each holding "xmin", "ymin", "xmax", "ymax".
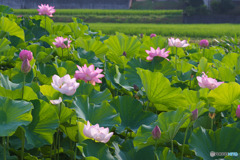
[
  {"xmin": 71, "ymin": 95, "xmax": 120, "ymax": 128},
  {"xmin": 133, "ymin": 109, "xmax": 190, "ymax": 151},
  {"xmin": 0, "ymin": 72, "xmax": 21, "ymax": 90},
  {"xmin": 0, "ymin": 96, "xmax": 33, "ymax": 136},
  {"xmin": 189, "ymin": 127, "xmax": 240, "ymax": 160},
  {"xmin": 104, "ymin": 33, "xmax": 141, "ymax": 68},
  {"xmin": 0, "ymin": 17, "xmax": 24, "ymax": 41},
  {"xmin": 0, "ymin": 86, "xmax": 38, "ymax": 101},
  {"xmin": 82, "ymin": 139, "xmax": 115, "ymax": 160},
  {"xmin": 40, "ymin": 85, "xmax": 60, "ymax": 101},
  {"xmin": 71, "ymin": 81, "xmax": 112, "ymax": 104},
  {"xmin": 23, "ymin": 100, "xmax": 59, "ymax": 148},
  {"xmin": 0, "ymin": 5, "xmax": 13, "ymax": 15},
  {"xmin": 208, "ymin": 82, "xmax": 240, "ymax": 111},
  {"xmin": 75, "ymin": 37, "xmax": 108, "ymax": 60},
  {"xmin": 0, "ymin": 38, "xmax": 15, "ymax": 61},
  {"xmin": 74, "ymin": 48, "xmax": 103, "ymax": 68},
  {"xmin": 110, "ymin": 96, "xmax": 157, "ymax": 133},
  {"xmin": 52, "ymin": 23, "xmax": 72, "ymax": 35},
  {"xmin": 137, "ymin": 68, "xmax": 187, "ymax": 110}
]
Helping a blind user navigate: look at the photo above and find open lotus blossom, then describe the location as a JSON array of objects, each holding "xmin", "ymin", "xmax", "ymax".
[
  {"xmin": 51, "ymin": 74, "xmax": 79, "ymax": 96},
  {"xmin": 145, "ymin": 47, "xmax": 170, "ymax": 61},
  {"xmin": 150, "ymin": 33, "xmax": 156, "ymax": 38},
  {"xmin": 37, "ymin": 4, "xmax": 56, "ymax": 17},
  {"xmin": 74, "ymin": 64, "xmax": 104, "ymax": 85},
  {"xmin": 53, "ymin": 37, "xmax": 71, "ymax": 49},
  {"xmin": 83, "ymin": 121, "xmax": 113, "ymax": 143},
  {"xmin": 199, "ymin": 39, "xmax": 209, "ymax": 48},
  {"xmin": 50, "ymin": 97, "xmax": 62, "ymax": 105},
  {"xmin": 197, "ymin": 72, "xmax": 224, "ymax": 90},
  {"xmin": 168, "ymin": 37, "xmax": 190, "ymax": 48},
  {"xmin": 237, "ymin": 105, "xmax": 240, "ymax": 119},
  {"xmin": 19, "ymin": 50, "xmax": 33, "ymax": 61}
]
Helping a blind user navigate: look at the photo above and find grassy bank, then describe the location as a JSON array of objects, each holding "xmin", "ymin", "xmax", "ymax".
[
  {"xmin": 85, "ymin": 23, "xmax": 240, "ymax": 38},
  {"xmin": 14, "ymin": 9, "xmax": 183, "ymax": 23}
]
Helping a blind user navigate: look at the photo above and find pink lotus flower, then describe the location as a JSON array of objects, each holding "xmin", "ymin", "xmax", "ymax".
[
  {"xmin": 168, "ymin": 37, "xmax": 190, "ymax": 48},
  {"xmin": 74, "ymin": 64, "xmax": 104, "ymax": 85},
  {"xmin": 83, "ymin": 121, "xmax": 113, "ymax": 143},
  {"xmin": 237, "ymin": 105, "xmax": 240, "ymax": 119},
  {"xmin": 51, "ymin": 74, "xmax": 79, "ymax": 96},
  {"xmin": 53, "ymin": 37, "xmax": 71, "ymax": 49},
  {"xmin": 19, "ymin": 50, "xmax": 33, "ymax": 61},
  {"xmin": 152, "ymin": 125, "xmax": 161, "ymax": 140},
  {"xmin": 37, "ymin": 4, "xmax": 55, "ymax": 17},
  {"xmin": 145, "ymin": 47, "xmax": 170, "ymax": 61},
  {"xmin": 150, "ymin": 34, "xmax": 156, "ymax": 38},
  {"xmin": 50, "ymin": 97, "xmax": 62, "ymax": 105},
  {"xmin": 21, "ymin": 59, "xmax": 31, "ymax": 74},
  {"xmin": 197, "ymin": 72, "xmax": 224, "ymax": 90},
  {"xmin": 199, "ymin": 39, "xmax": 209, "ymax": 48}
]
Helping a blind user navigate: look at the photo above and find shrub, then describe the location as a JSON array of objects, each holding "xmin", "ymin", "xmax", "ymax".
[{"xmin": 211, "ymin": 0, "xmax": 234, "ymax": 14}]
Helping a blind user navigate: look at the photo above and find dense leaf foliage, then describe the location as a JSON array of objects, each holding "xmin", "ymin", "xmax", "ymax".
[{"xmin": 0, "ymin": 6, "xmax": 240, "ymax": 160}]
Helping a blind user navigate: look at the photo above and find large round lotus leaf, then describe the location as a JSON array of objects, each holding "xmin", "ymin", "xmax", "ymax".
[
  {"xmin": 0, "ymin": 96, "xmax": 33, "ymax": 136},
  {"xmin": 137, "ymin": 68, "xmax": 187, "ymax": 110},
  {"xmin": 208, "ymin": 82, "xmax": 240, "ymax": 111},
  {"xmin": 133, "ymin": 109, "xmax": 190, "ymax": 151},
  {"xmin": 23, "ymin": 100, "xmax": 59, "ymax": 148},
  {"xmin": 110, "ymin": 96, "xmax": 157, "ymax": 133},
  {"xmin": 71, "ymin": 95, "xmax": 120, "ymax": 128},
  {"xmin": 189, "ymin": 127, "xmax": 240, "ymax": 160}
]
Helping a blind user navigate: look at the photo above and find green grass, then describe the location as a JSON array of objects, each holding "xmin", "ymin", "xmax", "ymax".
[
  {"xmin": 84, "ymin": 23, "xmax": 240, "ymax": 38},
  {"xmin": 14, "ymin": 9, "xmax": 182, "ymax": 16},
  {"xmin": 14, "ymin": 9, "xmax": 183, "ymax": 23}
]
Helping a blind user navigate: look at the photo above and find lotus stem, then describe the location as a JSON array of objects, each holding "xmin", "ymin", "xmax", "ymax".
[
  {"xmin": 74, "ymin": 143, "xmax": 77, "ymax": 160},
  {"xmin": 22, "ymin": 74, "xmax": 26, "ymax": 99},
  {"xmin": 55, "ymin": 130, "xmax": 59, "ymax": 160},
  {"xmin": 211, "ymin": 118, "xmax": 213, "ymax": 130},
  {"xmin": 45, "ymin": 15, "xmax": 47, "ymax": 31},
  {"xmin": 145, "ymin": 100, "xmax": 150, "ymax": 111},
  {"xmin": 181, "ymin": 122, "xmax": 192, "ymax": 160},
  {"xmin": 54, "ymin": 135, "xmax": 57, "ymax": 160},
  {"xmin": 203, "ymin": 48, "xmax": 205, "ymax": 57},
  {"xmin": 21, "ymin": 129, "xmax": 25, "ymax": 160},
  {"xmin": 62, "ymin": 48, "xmax": 64, "ymax": 58},
  {"xmin": 3, "ymin": 137, "xmax": 6, "ymax": 160},
  {"xmin": 175, "ymin": 47, "xmax": 178, "ymax": 70},
  {"xmin": 67, "ymin": 47, "xmax": 70, "ymax": 60},
  {"xmin": 7, "ymin": 137, "xmax": 9, "ymax": 149},
  {"xmin": 171, "ymin": 140, "xmax": 174, "ymax": 153},
  {"xmin": 154, "ymin": 140, "xmax": 159, "ymax": 160}
]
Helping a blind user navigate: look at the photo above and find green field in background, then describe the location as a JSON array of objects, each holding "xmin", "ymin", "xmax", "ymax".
[
  {"xmin": 14, "ymin": 9, "xmax": 182, "ymax": 16},
  {"xmin": 14, "ymin": 9, "xmax": 183, "ymax": 23},
  {"xmin": 85, "ymin": 23, "xmax": 240, "ymax": 38}
]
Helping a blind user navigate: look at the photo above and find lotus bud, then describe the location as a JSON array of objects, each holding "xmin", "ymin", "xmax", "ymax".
[
  {"xmin": 140, "ymin": 33, "xmax": 143, "ymax": 38},
  {"xmin": 236, "ymin": 105, "xmax": 240, "ymax": 119},
  {"xmin": 199, "ymin": 39, "xmax": 209, "ymax": 48},
  {"xmin": 133, "ymin": 84, "xmax": 139, "ymax": 91},
  {"xmin": 21, "ymin": 59, "xmax": 31, "ymax": 74},
  {"xmin": 123, "ymin": 51, "xmax": 127, "ymax": 57},
  {"xmin": 152, "ymin": 125, "xmax": 161, "ymax": 140},
  {"xmin": 150, "ymin": 34, "xmax": 156, "ymax": 38},
  {"xmin": 190, "ymin": 109, "xmax": 198, "ymax": 121}
]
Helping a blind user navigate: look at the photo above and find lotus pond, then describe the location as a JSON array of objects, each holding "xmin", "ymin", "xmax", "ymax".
[{"xmin": 0, "ymin": 5, "xmax": 240, "ymax": 160}]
